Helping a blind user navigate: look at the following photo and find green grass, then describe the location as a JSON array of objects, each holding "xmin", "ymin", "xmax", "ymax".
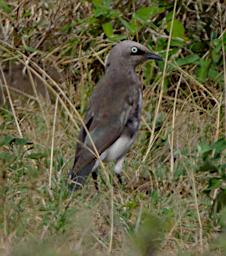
[{"xmin": 0, "ymin": 0, "xmax": 226, "ymax": 255}]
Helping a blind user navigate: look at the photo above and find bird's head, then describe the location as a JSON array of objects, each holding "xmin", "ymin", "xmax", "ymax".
[{"xmin": 105, "ymin": 40, "xmax": 162, "ymax": 70}]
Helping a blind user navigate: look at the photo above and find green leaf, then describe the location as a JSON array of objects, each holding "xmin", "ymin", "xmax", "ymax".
[
  {"xmin": 156, "ymin": 38, "xmax": 167, "ymax": 52},
  {"xmin": 121, "ymin": 19, "xmax": 138, "ymax": 34},
  {"xmin": 211, "ymin": 38, "xmax": 222, "ymax": 63},
  {"xmin": 170, "ymin": 38, "xmax": 185, "ymax": 47},
  {"xmin": 0, "ymin": 0, "xmax": 12, "ymax": 13},
  {"xmin": 92, "ymin": 0, "xmax": 111, "ymax": 6},
  {"xmin": 208, "ymin": 65, "xmax": 220, "ymax": 81},
  {"xmin": 108, "ymin": 34, "xmax": 126, "ymax": 42},
  {"xmin": 0, "ymin": 135, "xmax": 31, "ymax": 146},
  {"xmin": 0, "ymin": 152, "xmax": 14, "ymax": 161},
  {"xmin": 176, "ymin": 54, "xmax": 200, "ymax": 66},
  {"xmin": 206, "ymin": 178, "xmax": 222, "ymax": 191},
  {"xmin": 212, "ymin": 138, "xmax": 226, "ymax": 155},
  {"xmin": 133, "ymin": 6, "xmax": 164, "ymax": 23},
  {"xmin": 92, "ymin": 0, "xmax": 113, "ymax": 18},
  {"xmin": 102, "ymin": 22, "xmax": 113, "ymax": 37},
  {"xmin": 197, "ymin": 59, "xmax": 211, "ymax": 83},
  {"xmin": 61, "ymin": 21, "xmax": 77, "ymax": 33},
  {"xmin": 14, "ymin": 138, "xmax": 32, "ymax": 145},
  {"xmin": 197, "ymin": 143, "xmax": 212, "ymax": 160},
  {"xmin": 0, "ymin": 135, "xmax": 14, "ymax": 147},
  {"xmin": 27, "ymin": 152, "xmax": 47, "ymax": 160},
  {"xmin": 167, "ymin": 19, "xmax": 185, "ymax": 39},
  {"xmin": 24, "ymin": 46, "xmax": 37, "ymax": 53},
  {"xmin": 190, "ymin": 41, "xmax": 208, "ymax": 54},
  {"xmin": 199, "ymin": 144, "xmax": 212, "ymax": 154},
  {"xmin": 92, "ymin": 0, "xmax": 101, "ymax": 5},
  {"xmin": 198, "ymin": 161, "xmax": 218, "ymax": 173}
]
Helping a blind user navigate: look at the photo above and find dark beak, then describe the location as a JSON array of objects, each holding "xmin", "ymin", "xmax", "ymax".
[{"xmin": 146, "ymin": 52, "xmax": 163, "ymax": 61}]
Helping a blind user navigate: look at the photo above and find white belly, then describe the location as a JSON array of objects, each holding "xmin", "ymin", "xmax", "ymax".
[
  {"xmin": 91, "ymin": 135, "xmax": 133, "ymax": 172},
  {"xmin": 103, "ymin": 135, "xmax": 133, "ymax": 161}
]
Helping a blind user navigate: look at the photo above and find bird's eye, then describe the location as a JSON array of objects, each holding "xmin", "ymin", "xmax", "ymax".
[{"xmin": 131, "ymin": 46, "xmax": 138, "ymax": 54}]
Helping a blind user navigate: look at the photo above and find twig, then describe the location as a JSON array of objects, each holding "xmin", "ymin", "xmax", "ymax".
[
  {"xmin": 0, "ymin": 66, "xmax": 23, "ymax": 138},
  {"xmin": 190, "ymin": 170, "xmax": 203, "ymax": 253},
  {"xmin": 170, "ymin": 74, "xmax": 182, "ymax": 174},
  {"xmin": 49, "ymin": 96, "xmax": 59, "ymax": 190},
  {"xmin": 142, "ymin": 0, "xmax": 178, "ymax": 163},
  {"xmin": 218, "ymin": 2, "xmax": 226, "ymax": 133}
]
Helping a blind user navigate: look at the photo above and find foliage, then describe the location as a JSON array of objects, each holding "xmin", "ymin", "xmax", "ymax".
[
  {"xmin": 197, "ymin": 138, "xmax": 226, "ymax": 217},
  {"xmin": 0, "ymin": 0, "xmax": 225, "ymax": 255}
]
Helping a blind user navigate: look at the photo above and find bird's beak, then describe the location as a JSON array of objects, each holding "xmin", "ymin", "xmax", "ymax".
[{"xmin": 146, "ymin": 52, "xmax": 163, "ymax": 61}]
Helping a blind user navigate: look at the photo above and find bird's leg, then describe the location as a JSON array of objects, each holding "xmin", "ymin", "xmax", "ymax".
[
  {"xmin": 114, "ymin": 157, "xmax": 125, "ymax": 186},
  {"xmin": 92, "ymin": 170, "xmax": 99, "ymax": 191},
  {"xmin": 116, "ymin": 173, "xmax": 123, "ymax": 184}
]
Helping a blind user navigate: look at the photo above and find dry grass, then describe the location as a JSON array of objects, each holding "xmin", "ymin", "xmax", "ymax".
[{"xmin": 0, "ymin": 1, "xmax": 226, "ymax": 255}]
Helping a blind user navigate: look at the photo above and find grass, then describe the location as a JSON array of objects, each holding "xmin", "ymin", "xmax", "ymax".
[{"xmin": 0, "ymin": 0, "xmax": 226, "ymax": 255}]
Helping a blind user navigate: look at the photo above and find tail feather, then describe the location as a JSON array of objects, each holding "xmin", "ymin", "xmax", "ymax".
[{"xmin": 68, "ymin": 161, "xmax": 96, "ymax": 191}]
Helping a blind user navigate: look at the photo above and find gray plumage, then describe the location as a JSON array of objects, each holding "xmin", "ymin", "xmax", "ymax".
[{"xmin": 69, "ymin": 40, "xmax": 162, "ymax": 190}]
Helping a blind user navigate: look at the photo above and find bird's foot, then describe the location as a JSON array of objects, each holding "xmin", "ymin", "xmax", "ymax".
[
  {"xmin": 92, "ymin": 171, "xmax": 99, "ymax": 191},
  {"xmin": 116, "ymin": 173, "xmax": 123, "ymax": 184}
]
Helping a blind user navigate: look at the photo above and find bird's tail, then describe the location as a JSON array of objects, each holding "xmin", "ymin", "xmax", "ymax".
[{"xmin": 68, "ymin": 161, "xmax": 96, "ymax": 191}]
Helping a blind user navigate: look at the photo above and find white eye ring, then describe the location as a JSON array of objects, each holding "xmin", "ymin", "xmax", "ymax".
[{"xmin": 131, "ymin": 46, "xmax": 138, "ymax": 53}]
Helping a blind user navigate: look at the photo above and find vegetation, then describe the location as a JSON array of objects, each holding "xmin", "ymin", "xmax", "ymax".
[{"xmin": 0, "ymin": 0, "xmax": 226, "ymax": 255}]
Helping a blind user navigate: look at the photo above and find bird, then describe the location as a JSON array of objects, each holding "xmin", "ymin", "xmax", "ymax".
[{"xmin": 69, "ymin": 40, "xmax": 162, "ymax": 191}]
